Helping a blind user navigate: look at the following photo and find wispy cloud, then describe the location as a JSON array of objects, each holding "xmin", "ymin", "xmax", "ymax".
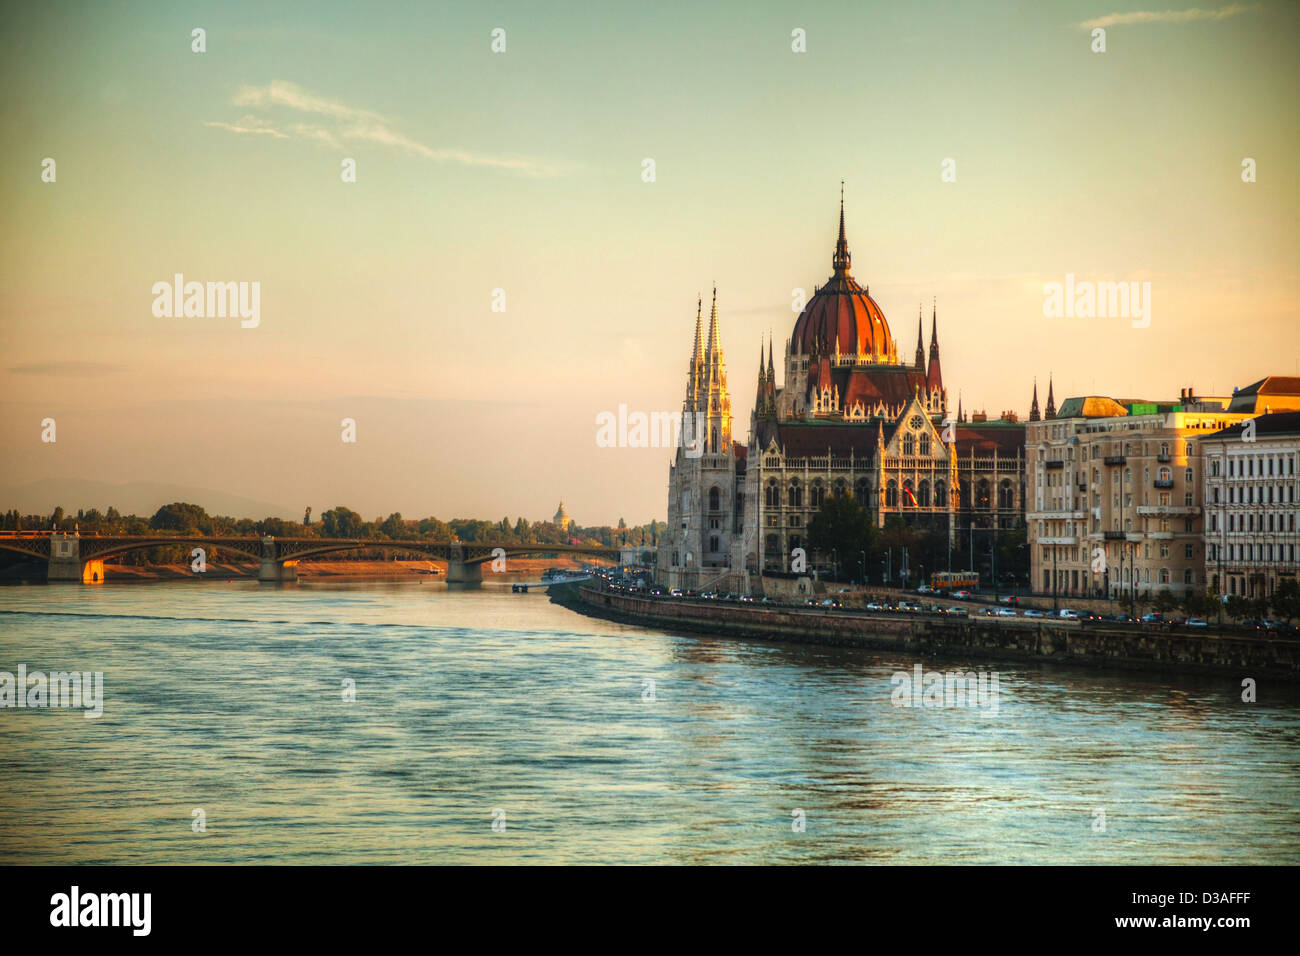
[
  {"xmin": 208, "ymin": 80, "xmax": 559, "ymax": 177},
  {"xmin": 1080, "ymin": 3, "xmax": 1260, "ymax": 29},
  {"xmin": 8, "ymin": 361, "xmax": 124, "ymax": 377}
]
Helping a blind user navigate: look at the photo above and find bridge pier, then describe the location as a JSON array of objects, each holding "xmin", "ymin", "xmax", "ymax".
[
  {"xmin": 446, "ymin": 547, "xmax": 482, "ymax": 587},
  {"xmin": 47, "ymin": 532, "xmax": 83, "ymax": 583},
  {"xmin": 258, "ymin": 536, "xmax": 298, "ymax": 583}
]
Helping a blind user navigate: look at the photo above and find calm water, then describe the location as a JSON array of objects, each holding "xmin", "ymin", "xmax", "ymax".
[{"xmin": 1, "ymin": 580, "xmax": 1297, "ymax": 864}]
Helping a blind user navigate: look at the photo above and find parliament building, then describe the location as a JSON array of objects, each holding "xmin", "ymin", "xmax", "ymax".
[{"xmin": 659, "ymin": 196, "xmax": 1026, "ymax": 592}]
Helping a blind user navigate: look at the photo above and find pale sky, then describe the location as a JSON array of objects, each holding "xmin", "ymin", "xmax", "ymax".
[{"xmin": 2, "ymin": 1, "xmax": 1298, "ymax": 524}]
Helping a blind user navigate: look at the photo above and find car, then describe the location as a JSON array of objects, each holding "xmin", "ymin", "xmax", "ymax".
[
  {"xmin": 994, "ymin": 607, "xmax": 1017, "ymax": 617},
  {"xmin": 649, "ymin": 587, "xmax": 665, "ymax": 596},
  {"xmin": 820, "ymin": 598, "xmax": 841, "ymax": 608},
  {"xmin": 944, "ymin": 606, "xmax": 968, "ymax": 617},
  {"xmin": 669, "ymin": 588, "xmax": 683, "ymax": 597},
  {"xmin": 1022, "ymin": 609, "xmax": 1045, "ymax": 618},
  {"xmin": 898, "ymin": 601, "xmax": 922, "ymax": 612},
  {"xmin": 999, "ymin": 595, "xmax": 1020, "ymax": 605},
  {"xmin": 1140, "ymin": 612, "xmax": 1162, "ymax": 623},
  {"xmin": 1186, "ymin": 618, "xmax": 1209, "ymax": 628},
  {"xmin": 865, "ymin": 602, "xmax": 885, "ymax": 611},
  {"xmin": 952, "ymin": 590, "xmax": 972, "ymax": 600},
  {"xmin": 1058, "ymin": 609, "xmax": 1080, "ymax": 620},
  {"xmin": 916, "ymin": 585, "xmax": 934, "ymax": 595}
]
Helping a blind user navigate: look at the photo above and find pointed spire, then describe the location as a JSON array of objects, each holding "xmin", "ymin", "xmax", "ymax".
[
  {"xmin": 957, "ymin": 392, "xmax": 964, "ymax": 424},
  {"xmin": 706, "ymin": 284, "xmax": 720, "ymax": 359},
  {"xmin": 914, "ymin": 306, "xmax": 925, "ymax": 369},
  {"xmin": 1029, "ymin": 378, "xmax": 1041, "ymax": 422},
  {"xmin": 926, "ymin": 300, "xmax": 942, "ymax": 390},
  {"xmin": 690, "ymin": 295, "xmax": 703, "ymax": 365},
  {"xmin": 1045, "ymin": 375, "xmax": 1057, "ymax": 420},
  {"xmin": 832, "ymin": 182, "xmax": 851, "ymax": 276},
  {"xmin": 767, "ymin": 334, "xmax": 775, "ymax": 376}
]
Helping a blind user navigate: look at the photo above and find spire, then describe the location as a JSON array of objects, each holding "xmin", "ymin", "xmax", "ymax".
[
  {"xmin": 926, "ymin": 300, "xmax": 942, "ymax": 390},
  {"xmin": 1045, "ymin": 376, "xmax": 1057, "ymax": 420},
  {"xmin": 691, "ymin": 295, "xmax": 703, "ymax": 363},
  {"xmin": 706, "ymin": 284, "xmax": 720, "ymax": 359},
  {"xmin": 957, "ymin": 392, "xmax": 964, "ymax": 424},
  {"xmin": 914, "ymin": 306, "xmax": 925, "ymax": 369},
  {"xmin": 832, "ymin": 182, "xmax": 851, "ymax": 276},
  {"xmin": 767, "ymin": 334, "xmax": 775, "ymax": 377},
  {"xmin": 1029, "ymin": 378, "xmax": 1041, "ymax": 422}
]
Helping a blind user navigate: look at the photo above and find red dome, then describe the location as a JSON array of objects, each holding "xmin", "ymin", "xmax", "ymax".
[
  {"xmin": 789, "ymin": 200, "xmax": 896, "ymax": 362},
  {"xmin": 790, "ymin": 274, "xmax": 894, "ymax": 360}
]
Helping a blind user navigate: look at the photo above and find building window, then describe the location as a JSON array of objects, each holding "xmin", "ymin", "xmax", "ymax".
[
  {"xmin": 903, "ymin": 434, "xmax": 915, "ymax": 456},
  {"xmin": 708, "ymin": 486, "xmax": 721, "ymax": 512},
  {"xmin": 886, "ymin": 480, "xmax": 898, "ymax": 507},
  {"xmin": 919, "ymin": 434, "xmax": 931, "ymax": 456}
]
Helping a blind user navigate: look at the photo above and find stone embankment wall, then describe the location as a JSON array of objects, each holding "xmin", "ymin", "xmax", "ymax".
[{"xmin": 565, "ymin": 586, "xmax": 1300, "ymax": 680}]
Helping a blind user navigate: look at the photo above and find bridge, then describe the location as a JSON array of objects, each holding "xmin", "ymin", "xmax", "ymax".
[{"xmin": 0, "ymin": 532, "xmax": 626, "ymax": 585}]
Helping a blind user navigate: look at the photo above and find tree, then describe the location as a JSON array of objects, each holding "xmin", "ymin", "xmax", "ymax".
[
  {"xmin": 1152, "ymin": 590, "xmax": 1180, "ymax": 615},
  {"xmin": 150, "ymin": 502, "xmax": 210, "ymax": 533},
  {"xmin": 321, "ymin": 506, "xmax": 363, "ymax": 538},
  {"xmin": 1270, "ymin": 580, "xmax": 1300, "ymax": 622},
  {"xmin": 808, "ymin": 494, "xmax": 874, "ymax": 579}
]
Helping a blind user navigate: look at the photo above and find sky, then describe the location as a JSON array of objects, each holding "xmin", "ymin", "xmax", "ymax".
[{"xmin": 1, "ymin": 1, "xmax": 1298, "ymax": 525}]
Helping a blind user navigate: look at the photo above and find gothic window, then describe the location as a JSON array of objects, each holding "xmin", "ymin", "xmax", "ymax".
[
  {"xmin": 903, "ymin": 434, "xmax": 915, "ymax": 456},
  {"xmin": 886, "ymin": 480, "xmax": 898, "ymax": 508},
  {"xmin": 811, "ymin": 482, "xmax": 826, "ymax": 508},
  {"xmin": 902, "ymin": 479, "xmax": 915, "ymax": 507},
  {"xmin": 919, "ymin": 434, "xmax": 931, "ymax": 456},
  {"xmin": 998, "ymin": 479, "xmax": 1015, "ymax": 511},
  {"xmin": 977, "ymin": 479, "xmax": 991, "ymax": 510},
  {"xmin": 934, "ymin": 480, "xmax": 946, "ymax": 508},
  {"xmin": 918, "ymin": 480, "xmax": 931, "ymax": 507},
  {"xmin": 788, "ymin": 479, "xmax": 803, "ymax": 507},
  {"xmin": 765, "ymin": 534, "xmax": 779, "ymax": 554},
  {"xmin": 765, "ymin": 480, "xmax": 779, "ymax": 508},
  {"xmin": 854, "ymin": 478, "xmax": 870, "ymax": 500},
  {"xmin": 833, "ymin": 479, "xmax": 846, "ymax": 498},
  {"xmin": 708, "ymin": 486, "xmax": 721, "ymax": 512}
]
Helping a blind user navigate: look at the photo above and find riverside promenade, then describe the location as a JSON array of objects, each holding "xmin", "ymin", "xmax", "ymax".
[{"xmin": 555, "ymin": 584, "xmax": 1300, "ymax": 681}]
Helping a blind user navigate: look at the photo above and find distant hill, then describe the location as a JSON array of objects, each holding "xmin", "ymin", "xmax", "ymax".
[{"xmin": 0, "ymin": 479, "xmax": 295, "ymax": 521}]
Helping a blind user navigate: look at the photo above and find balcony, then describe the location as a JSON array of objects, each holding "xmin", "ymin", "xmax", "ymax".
[
  {"xmin": 1103, "ymin": 455, "xmax": 1126, "ymax": 466},
  {"xmin": 1077, "ymin": 482, "xmax": 1087, "ymax": 492},
  {"xmin": 1039, "ymin": 536, "xmax": 1078, "ymax": 545},
  {"xmin": 1148, "ymin": 531, "xmax": 1173, "ymax": 540},
  {"xmin": 1044, "ymin": 460, "xmax": 1065, "ymax": 470},
  {"xmin": 1153, "ymin": 479, "xmax": 1174, "ymax": 489},
  {"xmin": 1156, "ymin": 452, "xmax": 1171, "ymax": 463},
  {"xmin": 1103, "ymin": 530, "xmax": 1127, "ymax": 540},
  {"xmin": 1136, "ymin": 505, "xmax": 1200, "ymax": 516}
]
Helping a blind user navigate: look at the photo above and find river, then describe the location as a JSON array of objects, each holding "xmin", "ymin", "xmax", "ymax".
[{"xmin": 1, "ymin": 579, "xmax": 1297, "ymax": 864}]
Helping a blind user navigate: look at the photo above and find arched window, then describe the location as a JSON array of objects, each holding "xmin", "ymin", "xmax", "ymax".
[
  {"xmin": 934, "ymin": 480, "xmax": 947, "ymax": 508},
  {"xmin": 1184, "ymin": 467, "xmax": 1194, "ymax": 484},
  {"xmin": 765, "ymin": 480, "xmax": 779, "ymax": 508},
  {"xmin": 977, "ymin": 479, "xmax": 991, "ymax": 510},
  {"xmin": 886, "ymin": 480, "xmax": 898, "ymax": 507},
  {"xmin": 903, "ymin": 434, "xmax": 915, "ymax": 456},
  {"xmin": 1158, "ymin": 466, "xmax": 1171, "ymax": 482},
  {"xmin": 708, "ymin": 486, "xmax": 720, "ymax": 512},
  {"xmin": 918, "ymin": 480, "xmax": 931, "ymax": 507},
  {"xmin": 788, "ymin": 480, "xmax": 802, "ymax": 507},
  {"xmin": 833, "ymin": 479, "xmax": 846, "ymax": 498},
  {"xmin": 854, "ymin": 478, "xmax": 870, "ymax": 500},
  {"xmin": 765, "ymin": 534, "xmax": 779, "ymax": 554},
  {"xmin": 998, "ymin": 479, "xmax": 1015, "ymax": 510},
  {"xmin": 1159, "ymin": 568, "xmax": 1170, "ymax": 584},
  {"xmin": 811, "ymin": 481, "xmax": 826, "ymax": 508},
  {"xmin": 902, "ymin": 479, "xmax": 916, "ymax": 507},
  {"xmin": 919, "ymin": 434, "xmax": 931, "ymax": 456}
]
